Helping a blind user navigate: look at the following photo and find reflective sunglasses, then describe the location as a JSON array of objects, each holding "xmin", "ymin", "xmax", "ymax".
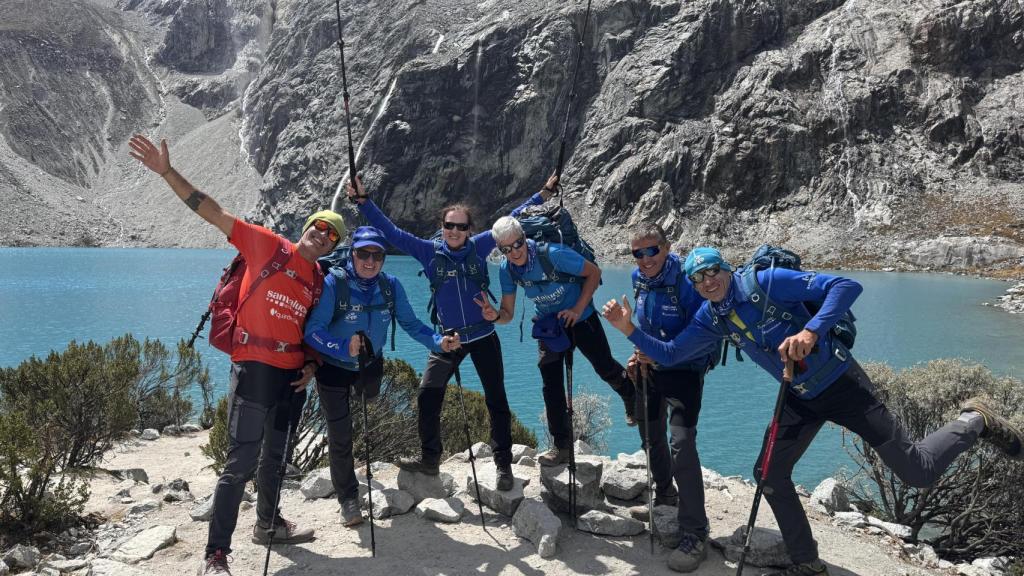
[
  {"xmin": 689, "ymin": 265, "xmax": 722, "ymax": 284},
  {"xmin": 313, "ymin": 220, "xmax": 341, "ymax": 243},
  {"xmin": 499, "ymin": 238, "xmax": 526, "ymax": 255},
  {"xmin": 354, "ymin": 248, "xmax": 385, "ymax": 262},
  {"xmin": 442, "ymin": 221, "xmax": 470, "ymax": 232},
  {"xmin": 631, "ymin": 245, "xmax": 661, "ymax": 259}
]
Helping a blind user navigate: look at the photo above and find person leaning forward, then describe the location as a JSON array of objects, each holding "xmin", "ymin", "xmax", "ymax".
[
  {"xmin": 627, "ymin": 224, "xmax": 717, "ymax": 574},
  {"xmin": 489, "ymin": 210, "xmax": 638, "ymax": 469},
  {"xmin": 129, "ymin": 135, "xmax": 345, "ymax": 576},
  {"xmin": 602, "ymin": 246, "xmax": 1024, "ymax": 576},
  {"xmin": 346, "ymin": 176, "xmax": 522, "ymax": 490},
  {"xmin": 303, "ymin": 225, "xmax": 461, "ymax": 528}
]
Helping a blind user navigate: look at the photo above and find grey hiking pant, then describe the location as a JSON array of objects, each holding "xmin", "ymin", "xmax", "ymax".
[
  {"xmin": 637, "ymin": 366, "xmax": 709, "ymax": 537},
  {"xmin": 315, "ymin": 363, "xmax": 360, "ymax": 502},
  {"xmin": 759, "ymin": 360, "xmax": 981, "ymax": 564},
  {"xmin": 206, "ymin": 361, "xmax": 305, "ymax": 556}
]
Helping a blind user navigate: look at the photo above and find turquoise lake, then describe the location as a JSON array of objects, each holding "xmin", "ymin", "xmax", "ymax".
[{"xmin": 3, "ymin": 247, "xmax": 1023, "ymax": 488}]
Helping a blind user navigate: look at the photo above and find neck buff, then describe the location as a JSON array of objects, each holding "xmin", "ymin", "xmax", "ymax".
[
  {"xmin": 641, "ymin": 252, "xmax": 677, "ymax": 286},
  {"xmin": 708, "ymin": 274, "xmax": 739, "ymax": 317},
  {"xmin": 509, "ymin": 239, "xmax": 538, "ymax": 278},
  {"xmin": 345, "ymin": 260, "xmax": 379, "ymax": 293}
]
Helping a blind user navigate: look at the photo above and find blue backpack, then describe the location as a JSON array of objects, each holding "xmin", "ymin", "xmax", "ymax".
[
  {"xmin": 734, "ymin": 244, "xmax": 857, "ymax": 350},
  {"xmin": 318, "ymin": 246, "xmax": 398, "ymax": 351},
  {"xmin": 516, "ymin": 204, "xmax": 597, "ymax": 265}
]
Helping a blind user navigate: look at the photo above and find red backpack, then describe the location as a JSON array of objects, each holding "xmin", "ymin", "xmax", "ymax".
[{"xmin": 207, "ymin": 237, "xmax": 302, "ymax": 354}]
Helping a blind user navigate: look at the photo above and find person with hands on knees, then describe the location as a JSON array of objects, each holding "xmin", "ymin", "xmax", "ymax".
[
  {"xmin": 603, "ymin": 246, "xmax": 1024, "ymax": 576},
  {"xmin": 490, "ymin": 215, "xmax": 638, "ymax": 468},
  {"xmin": 345, "ymin": 175, "xmax": 547, "ymax": 491},
  {"xmin": 128, "ymin": 134, "xmax": 339, "ymax": 576},
  {"xmin": 304, "ymin": 226, "xmax": 460, "ymax": 528},
  {"xmin": 626, "ymin": 224, "xmax": 717, "ymax": 573}
]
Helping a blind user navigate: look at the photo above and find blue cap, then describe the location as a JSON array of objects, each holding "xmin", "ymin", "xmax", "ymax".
[
  {"xmin": 351, "ymin": 226, "xmax": 388, "ymax": 250},
  {"xmin": 684, "ymin": 247, "xmax": 733, "ymax": 278}
]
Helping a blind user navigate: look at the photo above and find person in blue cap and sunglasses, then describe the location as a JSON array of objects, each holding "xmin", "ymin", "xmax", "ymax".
[
  {"xmin": 304, "ymin": 226, "xmax": 461, "ymax": 528},
  {"xmin": 603, "ymin": 246, "xmax": 1024, "ymax": 576}
]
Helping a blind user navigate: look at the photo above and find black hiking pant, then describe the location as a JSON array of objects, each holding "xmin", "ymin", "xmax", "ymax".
[
  {"xmin": 539, "ymin": 313, "xmax": 636, "ymax": 449},
  {"xmin": 417, "ymin": 331, "xmax": 513, "ymax": 465},
  {"xmin": 760, "ymin": 360, "xmax": 982, "ymax": 564},
  {"xmin": 315, "ymin": 363, "xmax": 360, "ymax": 503},
  {"xmin": 206, "ymin": 361, "xmax": 305, "ymax": 556},
  {"xmin": 637, "ymin": 366, "xmax": 709, "ymax": 537}
]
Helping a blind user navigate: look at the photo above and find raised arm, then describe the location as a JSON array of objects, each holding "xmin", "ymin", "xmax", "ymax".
[
  {"xmin": 129, "ymin": 135, "xmax": 235, "ymax": 237},
  {"xmin": 346, "ymin": 177, "xmax": 435, "ymax": 264},
  {"xmin": 509, "ymin": 173, "xmax": 559, "ymax": 218}
]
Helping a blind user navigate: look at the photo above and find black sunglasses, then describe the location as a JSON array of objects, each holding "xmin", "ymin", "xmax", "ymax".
[
  {"xmin": 443, "ymin": 221, "xmax": 470, "ymax": 232},
  {"xmin": 689, "ymin": 265, "xmax": 722, "ymax": 284},
  {"xmin": 631, "ymin": 245, "xmax": 661, "ymax": 259},
  {"xmin": 354, "ymin": 248, "xmax": 385, "ymax": 262},
  {"xmin": 499, "ymin": 238, "xmax": 525, "ymax": 255}
]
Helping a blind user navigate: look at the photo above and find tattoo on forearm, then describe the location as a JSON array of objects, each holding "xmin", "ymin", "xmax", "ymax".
[{"xmin": 184, "ymin": 190, "xmax": 208, "ymax": 212}]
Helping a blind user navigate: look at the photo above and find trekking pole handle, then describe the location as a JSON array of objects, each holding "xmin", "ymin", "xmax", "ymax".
[{"xmin": 782, "ymin": 359, "xmax": 794, "ymax": 383}]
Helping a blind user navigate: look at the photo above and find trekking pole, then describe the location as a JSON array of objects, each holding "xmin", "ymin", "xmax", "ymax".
[
  {"xmin": 333, "ymin": 0, "xmax": 358, "ymax": 199},
  {"xmin": 444, "ymin": 328, "xmax": 486, "ymax": 529},
  {"xmin": 356, "ymin": 332, "xmax": 377, "ymax": 557},
  {"xmin": 554, "ymin": 0, "xmax": 595, "ymax": 206},
  {"xmin": 186, "ymin": 309, "xmax": 211, "ymax": 348},
  {"xmin": 640, "ymin": 363, "xmax": 657, "ymax": 553},
  {"xmin": 735, "ymin": 360, "xmax": 794, "ymax": 576},
  {"xmin": 565, "ymin": 335, "xmax": 577, "ymax": 527},
  {"xmin": 262, "ymin": 389, "xmax": 296, "ymax": 576}
]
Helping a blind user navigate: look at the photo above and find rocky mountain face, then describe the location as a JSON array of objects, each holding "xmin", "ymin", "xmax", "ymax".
[{"xmin": 1, "ymin": 0, "xmax": 1022, "ymax": 274}]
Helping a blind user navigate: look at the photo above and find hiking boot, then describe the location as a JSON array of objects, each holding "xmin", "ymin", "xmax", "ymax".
[
  {"xmin": 197, "ymin": 549, "xmax": 231, "ymax": 575},
  {"xmin": 340, "ymin": 498, "xmax": 363, "ymax": 527},
  {"xmin": 251, "ymin": 514, "xmax": 315, "ymax": 545},
  {"xmin": 961, "ymin": 397, "xmax": 1024, "ymax": 460},
  {"xmin": 537, "ymin": 447, "xmax": 572, "ymax": 466},
  {"xmin": 667, "ymin": 532, "xmax": 707, "ymax": 573},
  {"xmin": 496, "ymin": 461, "xmax": 515, "ymax": 491},
  {"xmin": 761, "ymin": 559, "xmax": 830, "ymax": 576},
  {"xmin": 397, "ymin": 455, "xmax": 440, "ymax": 475},
  {"xmin": 654, "ymin": 485, "xmax": 679, "ymax": 507}
]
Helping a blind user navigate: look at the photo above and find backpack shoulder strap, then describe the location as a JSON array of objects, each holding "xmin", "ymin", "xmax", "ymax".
[
  {"xmin": 380, "ymin": 273, "xmax": 398, "ymax": 351},
  {"xmin": 332, "ymin": 267, "xmax": 352, "ymax": 312},
  {"xmin": 740, "ymin": 266, "xmax": 812, "ymax": 326},
  {"xmin": 237, "ymin": 237, "xmax": 292, "ymax": 311},
  {"xmin": 538, "ymin": 242, "xmax": 578, "ymax": 284},
  {"xmin": 427, "ymin": 240, "xmax": 447, "ymax": 290}
]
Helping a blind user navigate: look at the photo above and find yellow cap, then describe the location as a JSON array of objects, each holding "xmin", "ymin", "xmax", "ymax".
[{"xmin": 302, "ymin": 210, "xmax": 346, "ymax": 241}]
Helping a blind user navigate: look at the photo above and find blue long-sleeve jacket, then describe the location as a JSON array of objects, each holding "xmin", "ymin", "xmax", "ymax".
[
  {"xmin": 304, "ymin": 270, "xmax": 441, "ymax": 370},
  {"xmin": 628, "ymin": 268, "xmax": 863, "ymax": 398},
  {"xmin": 359, "ymin": 193, "xmax": 542, "ymax": 343},
  {"xmin": 632, "ymin": 253, "xmax": 715, "ymax": 371}
]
